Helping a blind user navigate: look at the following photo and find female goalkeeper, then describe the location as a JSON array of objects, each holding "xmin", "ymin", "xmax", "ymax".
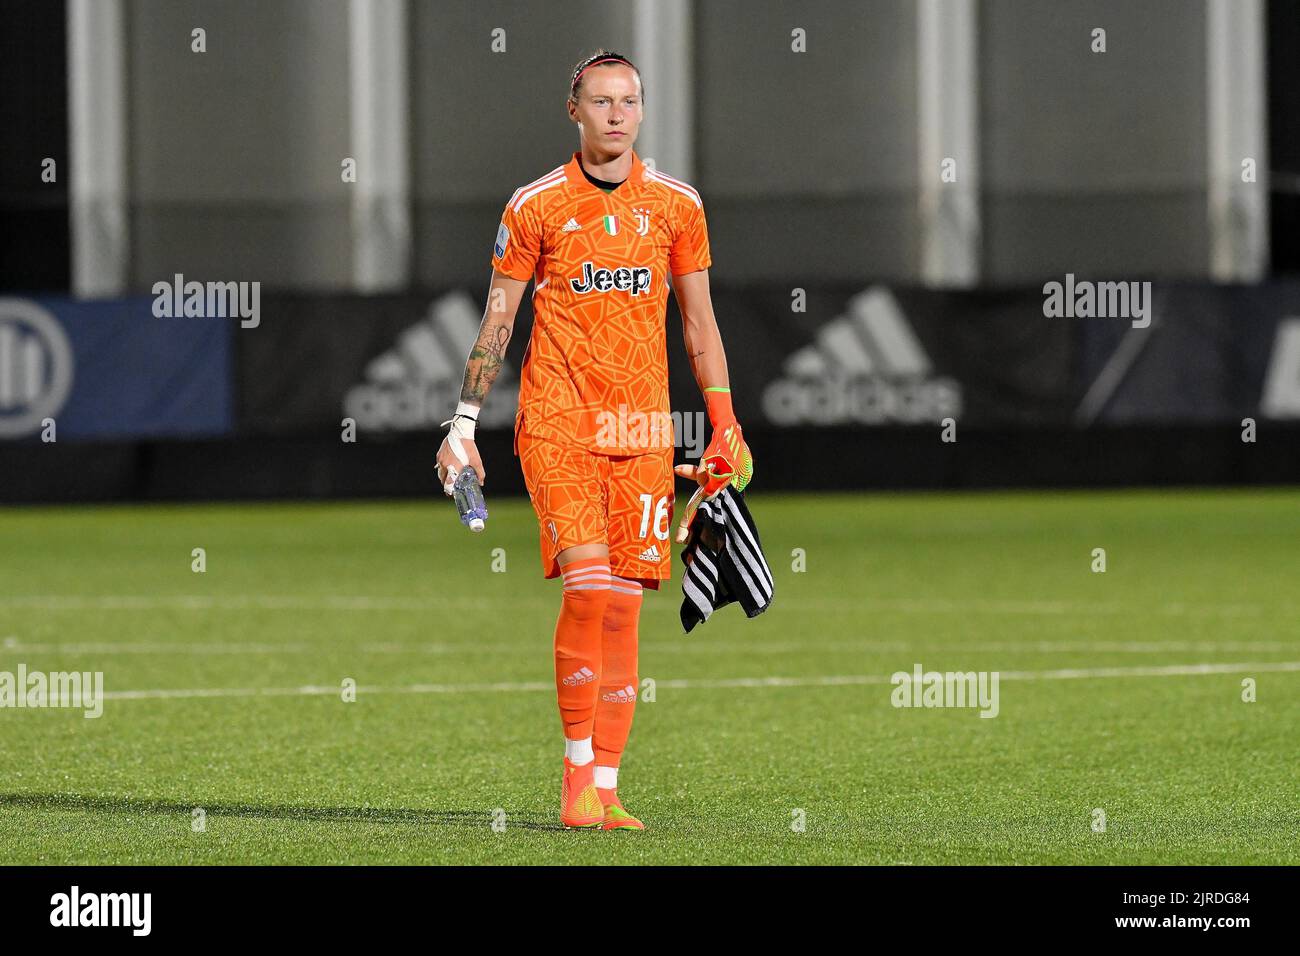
[{"xmin": 436, "ymin": 49, "xmax": 748, "ymax": 830}]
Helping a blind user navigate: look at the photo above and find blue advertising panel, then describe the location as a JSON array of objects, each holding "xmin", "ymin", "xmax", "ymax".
[{"xmin": 0, "ymin": 296, "xmax": 232, "ymax": 441}]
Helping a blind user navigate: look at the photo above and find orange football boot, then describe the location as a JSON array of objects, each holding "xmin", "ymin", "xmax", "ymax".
[
  {"xmin": 597, "ymin": 788, "xmax": 645, "ymax": 831},
  {"xmin": 560, "ymin": 758, "xmax": 603, "ymax": 828}
]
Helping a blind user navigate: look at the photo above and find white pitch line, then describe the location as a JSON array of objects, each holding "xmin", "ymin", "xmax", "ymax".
[
  {"xmin": 0, "ymin": 595, "xmax": 535, "ymax": 612},
  {"xmin": 97, "ymin": 661, "xmax": 1300, "ymax": 702},
  {"xmin": 797, "ymin": 598, "xmax": 1274, "ymax": 618},
  {"xmin": 1, "ymin": 641, "xmax": 311, "ymax": 655},
  {"xmin": 996, "ymin": 661, "xmax": 1300, "ymax": 680},
  {"xmin": 0, "ymin": 595, "xmax": 1289, "ymax": 618},
  {"xmin": 5, "ymin": 638, "xmax": 1297, "ymax": 657},
  {"xmin": 349, "ymin": 639, "xmax": 1300, "ymax": 657}
]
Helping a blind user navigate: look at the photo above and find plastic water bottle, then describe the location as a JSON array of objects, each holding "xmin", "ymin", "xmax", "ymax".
[{"xmin": 452, "ymin": 468, "xmax": 488, "ymax": 532}]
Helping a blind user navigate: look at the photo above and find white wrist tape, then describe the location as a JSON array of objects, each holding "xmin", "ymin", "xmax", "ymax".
[{"xmin": 439, "ymin": 402, "xmax": 480, "ymax": 475}]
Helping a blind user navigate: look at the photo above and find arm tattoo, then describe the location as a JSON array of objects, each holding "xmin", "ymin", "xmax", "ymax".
[
  {"xmin": 687, "ymin": 347, "xmax": 707, "ymax": 379},
  {"xmin": 461, "ymin": 323, "xmax": 512, "ymax": 405}
]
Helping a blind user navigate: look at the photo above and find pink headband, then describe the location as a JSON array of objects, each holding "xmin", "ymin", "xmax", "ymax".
[{"xmin": 572, "ymin": 57, "xmax": 629, "ymax": 93}]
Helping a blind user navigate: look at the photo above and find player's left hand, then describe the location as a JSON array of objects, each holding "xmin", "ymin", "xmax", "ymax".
[
  {"xmin": 699, "ymin": 420, "xmax": 752, "ymax": 494},
  {"xmin": 673, "ymin": 463, "xmax": 714, "ymax": 544},
  {"xmin": 673, "ymin": 430, "xmax": 753, "ymax": 543},
  {"xmin": 673, "ymin": 462, "xmax": 714, "ymax": 491}
]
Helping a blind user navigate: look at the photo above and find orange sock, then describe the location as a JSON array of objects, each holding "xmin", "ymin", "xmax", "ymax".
[
  {"xmin": 554, "ymin": 557, "xmax": 612, "ymax": 741},
  {"xmin": 593, "ymin": 576, "xmax": 642, "ymax": 768}
]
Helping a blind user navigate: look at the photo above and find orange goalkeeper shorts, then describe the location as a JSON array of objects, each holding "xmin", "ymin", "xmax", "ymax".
[{"xmin": 517, "ymin": 431, "xmax": 675, "ymax": 590}]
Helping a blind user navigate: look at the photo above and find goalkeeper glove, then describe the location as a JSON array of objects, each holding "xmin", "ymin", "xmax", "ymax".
[
  {"xmin": 699, "ymin": 387, "xmax": 752, "ymax": 497},
  {"xmin": 675, "ymin": 387, "xmax": 755, "ymax": 543}
]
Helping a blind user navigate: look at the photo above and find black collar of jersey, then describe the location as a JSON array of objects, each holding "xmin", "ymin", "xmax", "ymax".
[{"xmin": 579, "ymin": 160, "xmax": 626, "ymax": 192}]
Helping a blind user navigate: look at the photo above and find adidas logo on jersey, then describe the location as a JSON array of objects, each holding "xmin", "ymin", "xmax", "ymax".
[
  {"xmin": 562, "ymin": 666, "xmax": 597, "ymax": 687},
  {"xmin": 561, "ymin": 218, "xmax": 582, "ymax": 233},
  {"xmin": 763, "ymin": 285, "xmax": 962, "ymax": 426},
  {"xmin": 601, "ymin": 684, "xmax": 637, "ymax": 704},
  {"xmin": 637, "ymin": 544, "xmax": 661, "ymax": 562},
  {"xmin": 570, "ymin": 262, "xmax": 653, "ymax": 297}
]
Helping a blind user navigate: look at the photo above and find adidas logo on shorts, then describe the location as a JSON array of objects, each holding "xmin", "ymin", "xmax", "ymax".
[
  {"xmin": 637, "ymin": 544, "xmax": 661, "ymax": 561},
  {"xmin": 601, "ymin": 684, "xmax": 637, "ymax": 704},
  {"xmin": 562, "ymin": 666, "xmax": 596, "ymax": 687}
]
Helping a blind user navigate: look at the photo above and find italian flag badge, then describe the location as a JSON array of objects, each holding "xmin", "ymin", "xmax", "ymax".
[{"xmin": 602, "ymin": 215, "xmax": 619, "ymax": 235}]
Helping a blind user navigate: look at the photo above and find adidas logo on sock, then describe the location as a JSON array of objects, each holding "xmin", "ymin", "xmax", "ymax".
[
  {"xmin": 562, "ymin": 666, "xmax": 596, "ymax": 687},
  {"xmin": 561, "ymin": 218, "xmax": 582, "ymax": 232},
  {"xmin": 637, "ymin": 544, "xmax": 661, "ymax": 561},
  {"xmin": 601, "ymin": 684, "xmax": 637, "ymax": 704}
]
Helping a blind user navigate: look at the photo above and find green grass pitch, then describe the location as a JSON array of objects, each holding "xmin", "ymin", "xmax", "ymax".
[{"xmin": 1, "ymin": 488, "xmax": 1297, "ymax": 865}]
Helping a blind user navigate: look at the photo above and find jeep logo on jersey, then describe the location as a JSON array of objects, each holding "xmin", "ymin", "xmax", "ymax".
[{"xmin": 570, "ymin": 262, "xmax": 653, "ymax": 297}]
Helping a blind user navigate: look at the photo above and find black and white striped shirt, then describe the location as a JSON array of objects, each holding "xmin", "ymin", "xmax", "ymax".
[{"xmin": 679, "ymin": 486, "xmax": 774, "ymax": 633}]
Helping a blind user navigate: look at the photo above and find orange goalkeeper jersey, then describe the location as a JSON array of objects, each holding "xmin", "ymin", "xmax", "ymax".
[{"xmin": 491, "ymin": 150, "xmax": 711, "ymax": 457}]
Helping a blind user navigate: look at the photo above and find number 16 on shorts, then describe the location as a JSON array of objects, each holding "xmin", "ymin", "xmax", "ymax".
[{"xmin": 638, "ymin": 494, "xmax": 672, "ymax": 541}]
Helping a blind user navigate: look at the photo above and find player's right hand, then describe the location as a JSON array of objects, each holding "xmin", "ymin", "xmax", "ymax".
[{"xmin": 436, "ymin": 433, "xmax": 485, "ymax": 496}]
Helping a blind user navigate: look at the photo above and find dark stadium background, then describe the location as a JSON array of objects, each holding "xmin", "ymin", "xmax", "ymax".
[{"xmin": 3, "ymin": 0, "xmax": 1299, "ymax": 499}]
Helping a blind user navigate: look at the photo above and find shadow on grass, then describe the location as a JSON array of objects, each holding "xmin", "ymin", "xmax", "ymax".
[{"xmin": 0, "ymin": 792, "xmax": 569, "ymax": 832}]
